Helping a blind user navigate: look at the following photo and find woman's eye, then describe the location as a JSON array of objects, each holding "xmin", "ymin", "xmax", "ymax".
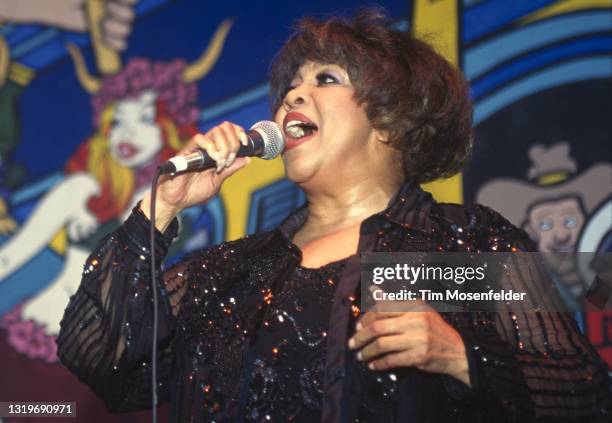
[{"xmin": 316, "ymin": 72, "xmax": 339, "ymax": 85}]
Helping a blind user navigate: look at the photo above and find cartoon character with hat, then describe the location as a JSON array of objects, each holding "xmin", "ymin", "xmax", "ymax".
[{"xmin": 478, "ymin": 142, "xmax": 611, "ymax": 303}]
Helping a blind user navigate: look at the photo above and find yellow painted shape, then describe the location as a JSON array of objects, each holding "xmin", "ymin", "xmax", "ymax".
[
  {"xmin": 0, "ymin": 36, "xmax": 7, "ymax": 87},
  {"xmin": 421, "ymin": 173, "xmax": 463, "ymax": 204},
  {"xmin": 521, "ymin": 0, "xmax": 612, "ymax": 25},
  {"xmin": 9, "ymin": 62, "xmax": 35, "ymax": 86},
  {"xmin": 219, "ymin": 156, "xmax": 286, "ymax": 240},
  {"xmin": 413, "ymin": 0, "xmax": 459, "ymax": 64},
  {"xmin": 413, "ymin": 0, "xmax": 463, "ymax": 204},
  {"xmin": 86, "ymin": 0, "xmax": 120, "ymax": 75},
  {"xmin": 49, "ymin": 228, "xmax": 68, "ymax": 255},
  {"xmin": 538, "ymin": 172, "xmax": 568, "ymax": 185}
]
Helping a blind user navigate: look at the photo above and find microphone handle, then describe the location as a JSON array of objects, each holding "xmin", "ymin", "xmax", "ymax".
[{"xmin": 159, "ymin": 131, "xmax": 265, "ymax": 174}]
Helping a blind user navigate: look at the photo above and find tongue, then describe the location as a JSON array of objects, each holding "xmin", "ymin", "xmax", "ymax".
[{"xmin": 302, "ymin": 126, "xmax": 314, "ymax": 137}]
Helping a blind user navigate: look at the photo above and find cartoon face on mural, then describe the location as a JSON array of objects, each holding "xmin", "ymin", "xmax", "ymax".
[
  {"xmin": 524, "ymin": 196, "xmax": 586, "ymax": 253},
  {"xmin": 523, "ymin": 196, "xmax": 589, "ymax": 299},
  {"xmin": 0, "ymin": 21, "xmax": 233, "ymax": 365},
  {"xmin": 108, "ymin": 90, "xmax": 163, "ymax": 168}
]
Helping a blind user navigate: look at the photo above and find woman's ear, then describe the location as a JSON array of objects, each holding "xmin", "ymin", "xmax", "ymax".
[{"xmin": 375, "ymin": 129, "xmax": 389, "ymax": 143}]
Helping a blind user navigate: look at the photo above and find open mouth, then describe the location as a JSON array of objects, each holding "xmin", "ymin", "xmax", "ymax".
[
  {"xmin": 283, "ymin": 112, "xmax": 318, "ymax": 150},
  {"xmin": 285, "ymin": 120, "xmax": 318, "ymax": 139},
  {"xmin": 116, "ymin": 142, "xmax": 139, "ymax": 159}
]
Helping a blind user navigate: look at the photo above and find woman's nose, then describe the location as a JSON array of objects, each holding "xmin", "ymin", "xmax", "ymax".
[{"xmin": 283, "ymin": 86, "xmax": 309, "ymax": 110}]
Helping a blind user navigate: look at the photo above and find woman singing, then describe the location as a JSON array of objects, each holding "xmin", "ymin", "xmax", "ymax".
[{"xmin": 57, "ymin": 10, "xmax": 610, "ymax": 422}]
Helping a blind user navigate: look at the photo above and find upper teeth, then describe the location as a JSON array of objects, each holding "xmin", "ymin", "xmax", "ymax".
[{"xmin": 285, "ymin": 120, "xmax": 311, "ymax": 138}]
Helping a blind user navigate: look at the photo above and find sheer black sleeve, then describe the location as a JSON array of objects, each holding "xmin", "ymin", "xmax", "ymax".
[
  {"xmin": 439, "ymin": 205, "xmax": 611, "ymax": 422},
  {"xmin": 56, "ymin": 206, "xmax": 190, "ymax": 412}
]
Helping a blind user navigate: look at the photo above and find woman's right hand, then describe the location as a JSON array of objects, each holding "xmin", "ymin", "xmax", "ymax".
[{"xmin": 140, "ymin": 121, "xmax": 250, "ymax": 231}]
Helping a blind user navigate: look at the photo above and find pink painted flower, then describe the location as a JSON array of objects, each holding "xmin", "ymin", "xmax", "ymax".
[
  {"xmin": 7, "ymin": 319, "xmax": 36, "ymax": 355},
  {"xmin": 92, "ymin": 58, "xmax": 200, "ymax": 127},
  {"xmin": 2, "ymin": 304, "xmax": 59, "ymax": 363},
  {"xmin": 0, "ymin": 304, "xmax": 22, "ymax": 327}
]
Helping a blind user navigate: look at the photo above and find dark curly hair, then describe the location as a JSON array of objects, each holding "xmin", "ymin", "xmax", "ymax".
[{"xmin": 269, "ymin": 9, "xmax": 473, "ymax": 184}]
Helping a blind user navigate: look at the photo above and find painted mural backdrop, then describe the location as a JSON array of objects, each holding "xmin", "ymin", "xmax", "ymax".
[
  {"xmin": 460, "ymin": 0, "xmax": 612, "ymax": 369},
  {"xmin": 0, "ymin": 0, "xmax": 609, "ymax": 421}
]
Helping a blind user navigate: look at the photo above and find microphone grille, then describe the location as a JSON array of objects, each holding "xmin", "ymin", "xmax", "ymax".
[{"xmin": 250, "ymin": 121, "xmax": 285, "ymax": 160}]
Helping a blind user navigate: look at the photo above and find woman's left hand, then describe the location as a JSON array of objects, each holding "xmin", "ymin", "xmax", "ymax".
[{"xmin": 348, "ymin": 300, "xmax": 471, "ymax": 386}]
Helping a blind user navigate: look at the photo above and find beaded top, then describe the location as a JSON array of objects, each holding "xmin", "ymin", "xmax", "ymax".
[
  {"xmin": 241, "ymin": 260, "xmax": 347, "ymax": 421},
  {"xmin": 56, "ymin": 183, "xmax": 610, "ymax": 422}
]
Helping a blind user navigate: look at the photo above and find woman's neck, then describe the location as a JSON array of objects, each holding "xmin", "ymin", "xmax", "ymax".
[{"xmin": 300, "ymin": 176, "xmax": 403, "ymax": 237}]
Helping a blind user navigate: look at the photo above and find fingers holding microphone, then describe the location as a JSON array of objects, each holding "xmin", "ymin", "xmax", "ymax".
[
  {"xmin": 162, "ymin": 120, "xmax": 284, "ymax": 175},
  {"xmin": 193, "ymin": 121, "xmax": 250, "ymax": 174},
  {"xmin": 144, "ymin": 119, "xmax": 284, "ymax": 229},
  {"xmin": 169, "ymin": 121, "xmax": 251, "ymax": 201},
  {"xmin": 141, "ymin": 121, "xmax": 252, "ymax": 229}
]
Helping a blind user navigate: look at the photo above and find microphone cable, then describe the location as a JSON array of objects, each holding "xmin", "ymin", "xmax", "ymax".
[{"xmin": 149, "ymin": 168, "xmax": 162, "ymax": 423}]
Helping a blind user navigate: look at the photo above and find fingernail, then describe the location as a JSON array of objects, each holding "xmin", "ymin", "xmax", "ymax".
[
  {"xmin": 356, "ymin": 322, "xmax": 362, "ymax": 331},
  {"xmin": 356, "ymin": 351, "xmax": 363, "ymax": 361},
  {"xmin": 368, "ymin": 362, "xmax": 375, "ymax": 370},
  {"xmin": 245, "ymin": 157, "xmax": 251, "ymax": 164},
  {"xmin": 227, "ymin": 153, "xmax": 236, "ymax": 166},
  {"xmin": 240, "ymin": 132, "xmax": 248, "ymax": 145},
  {"xmin": 348, "ymin": 338, "xmax": 355, "ymax": 349}
]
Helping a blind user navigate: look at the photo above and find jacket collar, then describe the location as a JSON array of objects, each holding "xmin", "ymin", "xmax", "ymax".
[{"xmin": 382, "ymin": 181, "xmax": 436, "ymax": 230}]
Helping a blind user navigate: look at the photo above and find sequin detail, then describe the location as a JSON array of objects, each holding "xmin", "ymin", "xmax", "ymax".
[{"xmin": 242, "ymin": 260, "xmax": 346, "ymax": 421}]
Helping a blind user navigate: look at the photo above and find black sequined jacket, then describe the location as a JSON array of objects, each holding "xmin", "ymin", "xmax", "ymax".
[{"xmin": 57, "ymin": 183, "xmax": 610, "ymax": 422}]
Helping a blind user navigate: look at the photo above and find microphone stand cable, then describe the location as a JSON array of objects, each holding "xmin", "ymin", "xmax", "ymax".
[{"xmin": 148, "ymin": 168, "xmax": 162, "ymax": 423}]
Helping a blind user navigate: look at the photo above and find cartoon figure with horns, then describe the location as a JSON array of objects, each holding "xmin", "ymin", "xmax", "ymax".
[{"xmin": 0, "ymin": 19, "xmax": 232, "ymax": 364}]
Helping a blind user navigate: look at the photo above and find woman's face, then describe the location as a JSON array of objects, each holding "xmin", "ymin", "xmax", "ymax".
[
  {"xmin": 274, "ymin": 61, "xmax": 386, "ymax": 188},
  {"xmin": 109, "ymin": 90, "xmax": 163, "ymax": 168}
]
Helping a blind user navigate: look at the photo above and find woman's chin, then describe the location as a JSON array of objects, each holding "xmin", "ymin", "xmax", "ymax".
[{"xmin": 283, "ymin": 164, "xmax": 316, "ymax": 187}]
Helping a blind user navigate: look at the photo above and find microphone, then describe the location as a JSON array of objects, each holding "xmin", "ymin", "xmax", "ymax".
[{"xmin": 159, "ymin": 121, "xmax": 285, "ymax": 174}]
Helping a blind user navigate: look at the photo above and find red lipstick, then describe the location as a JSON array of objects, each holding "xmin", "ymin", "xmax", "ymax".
[{"xmin": 282, "ymin": 112, "xmax": 318, "ymax": 151}]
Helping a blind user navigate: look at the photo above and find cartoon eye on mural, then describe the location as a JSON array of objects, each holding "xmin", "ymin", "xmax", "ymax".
[{"xmin": 0, "ymin": 17, "xmax": 233, "ymax": 361}]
